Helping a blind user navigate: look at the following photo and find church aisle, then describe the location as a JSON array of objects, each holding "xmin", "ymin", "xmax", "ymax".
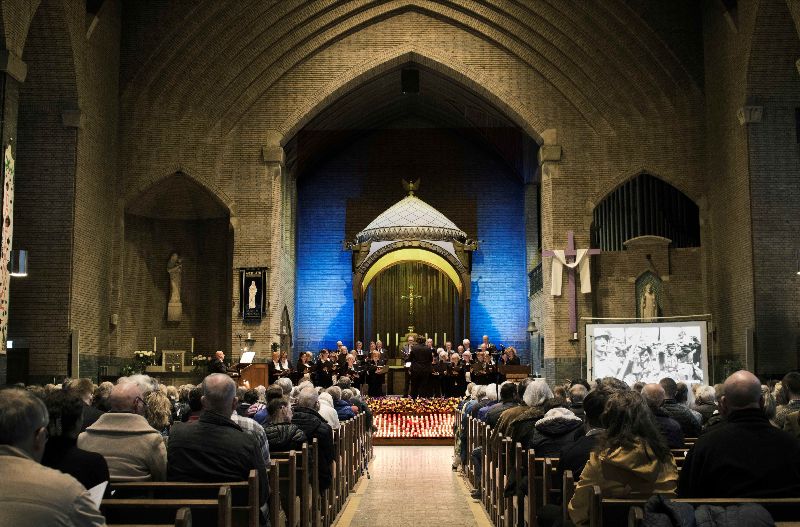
[{"xmin": 335, "ymin": 446, "xmax": 491, "ymax": 527}]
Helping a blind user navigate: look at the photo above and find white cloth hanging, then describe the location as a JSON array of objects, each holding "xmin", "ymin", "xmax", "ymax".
[{"xmin": 550, "ymin": 249, "xmax": 592, "ymax": 296}]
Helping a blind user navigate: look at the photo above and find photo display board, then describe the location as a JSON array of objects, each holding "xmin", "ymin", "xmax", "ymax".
[{"xmin": 586, "ymin": 321, "xmax": 708, "ymax": 385}]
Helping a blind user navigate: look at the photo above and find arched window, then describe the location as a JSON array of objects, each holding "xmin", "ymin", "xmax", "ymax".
[{"xmin": 591, "ymin": 173, "xmax": 700, "ymax": 251}]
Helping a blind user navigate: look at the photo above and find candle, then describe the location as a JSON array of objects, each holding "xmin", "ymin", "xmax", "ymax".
[
  {"xmin": 425, "ymin": 333, "xmax": 428, "ymax": 339},
  {"xmin": 247, "ymin": 332, "xmax": 252, "ymax": 339},
  {"xmin": 376, "ymin": 333, "xmax": 380, "ymax": 344},
  {"xmin": 434, "ymin": 333, "xmax": 438, "ymax": 346},
  {"xmin": 191, "ymin": 337, "xmax": 194, "ymax": 354},
  {"xmin": 395, "ymin": 333, "xmax": 398, "ymax": 347},
  {"xmin": 386, "ymin": 333, "xmax": 389, "ymax": 348},
  {"xmin": 443, "ymin": 332, "xmax": 446, "ymax": 344},
  {"xmin": 153, "ymin": 336, "xmax": 157, "ymax": 352}
]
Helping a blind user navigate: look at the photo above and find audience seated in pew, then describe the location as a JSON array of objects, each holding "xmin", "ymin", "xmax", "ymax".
[
  {"xmin": 679, "ymin": 370, "xmax": 800, "ymax": 499},
  {"xmin": 167, "ymin": 373, "xmax": 269, "ymax": 517},
  {"xmin": 78, "ymin": 380, "xmax": 167, "ymax": 482},
  {"xmin": 566, "ymin": 390, "xmax": 678, "ymax": 525},
  {"xmin": 659, "ymin": 377, "xmax": 702, "ymax": 438},
  {"xmin": 292, "ymin": 387, "xmax": 335, "ymax": 491},
  {"xmin": 528, "ymin": 405, "xmax": 582, "ymax": 458},
  {"xmin": 265, "ymin": 397, "xmax": 307, "ymax": 452},
  {"xmin": 555, "ymin": 388, "xmax": 611, "ymax": 484},
  {"xmin": 642, "ymin": 383, "xmax": 685, "ymax": 449},
  {"xmin": 0, "ymin": 387, "xmax": 106, "ymax": 527},
  {"xmin": 568, "ymin": 384, "xmax": 588, "ymax": 421},
  {"xmin": 42, "ymin": 390, "xmax": 110, "ymax": 492}
]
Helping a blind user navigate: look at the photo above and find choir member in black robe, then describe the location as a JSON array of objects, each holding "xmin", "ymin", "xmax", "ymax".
[
  {"xmin": 315, "ymin": 349, "xmax": 334, "ymax": 388},
  {"xmin": 365, "ymin": 351, "xmax": 387, "ymax": 397},
  {"xmin": 470, "ymin": 352, "xmax": 491, "ymax": 386},
  {"xmin": 446, "ymin": 353, "xmax": 463, "ymax": 397},
  {"xmin": 268, "ymin": 351, "xmax": 287, "ymax": 385},
  {"xmin": 294, "ymin": 351, "xmax": 313, "ymax": 384}
]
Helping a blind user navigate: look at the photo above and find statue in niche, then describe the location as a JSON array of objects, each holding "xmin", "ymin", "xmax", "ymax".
[
  {"xmin": 248, "ymin": 280, "xmax": 258, "ymax": 309},
  {"xmin": 640, "ymin": 282, "xmax": 658, "ymax": 321},
  {"xmin": 167, "ymin": 253, "xmax": 182, "ymax": 305}
]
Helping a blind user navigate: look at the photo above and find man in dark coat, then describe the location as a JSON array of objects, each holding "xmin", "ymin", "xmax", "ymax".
[
  {"xmin": 660, "ymin": 377, "xmax": 701, "ymax": 437},
  {"xmin": 291, "ymin": 387, "xmax": 334, "ymax": 490},
  {"xmin": 408, "ymin": 337, "xmax": 434, "ymax": 398},
  {"xmin": 556, "ymin": 388, "xmax": 608, "ymax": 484},
  {"xmin": 679, "ymin": 370, "xmax": 800, "ymax": 498},
  {"xmin": 167, "ymin": 374, "xmax": 268, "ymax": 511},
  {"xmin": 486, "ymin": 383, "xmax": 519, "ymax": 428},
  {"xmin": 643, "ymin": 383, "xmax": 685, "ymax": 449}
]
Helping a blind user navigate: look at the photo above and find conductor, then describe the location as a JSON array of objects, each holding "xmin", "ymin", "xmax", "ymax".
[
  {"xmin": 208, "ymin": 350, "xmax": 236, "ymax": 375},
  {"xmin": 408, "ymin": 336, "xmax": 434, "ymax": 398}
]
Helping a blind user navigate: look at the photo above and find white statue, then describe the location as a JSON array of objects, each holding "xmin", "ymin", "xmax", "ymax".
[
  {"xmin": 640, "ymin": 283, "xmax": 657, "ymax": 321},
  {"xmin": 167, "ymin": 253, "xmax": 182, "ymax": 304},
  {"xmin": 248, "ymin": 280, "xmax": 258, "ymax": 309}
]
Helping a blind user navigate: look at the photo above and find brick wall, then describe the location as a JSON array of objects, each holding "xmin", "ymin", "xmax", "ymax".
[
  {"xmin": 746, "ymin": 0, "xmax": 800, "ymax": 375},
  {"xmin": 8, "ymin": 0, "xmax": 80, "ymax": 379},
  {"xmin": 69, "ymin": 0, "xmax": 120, "ymax": 380},
  {"xmin": 702, "ymin": 1, "xmax": 758, "ymax": 369},
  {"xmin": 296, "ymin": 126, "xmax": 529, "ymax": 360},
  {"xmin": 122, "ymin": 214, "xmax": 231, "ymax": 363}
]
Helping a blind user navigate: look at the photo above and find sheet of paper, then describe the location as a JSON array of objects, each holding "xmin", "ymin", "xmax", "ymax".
[{"xmin": 87, "ymin": 481, "xmax": 108, "ymax": 508}]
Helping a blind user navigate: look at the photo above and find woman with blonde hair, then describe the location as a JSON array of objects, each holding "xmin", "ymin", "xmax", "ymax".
[{"xmin": 144, "ymin": 390, "xmax": 173, "ymax": 439}]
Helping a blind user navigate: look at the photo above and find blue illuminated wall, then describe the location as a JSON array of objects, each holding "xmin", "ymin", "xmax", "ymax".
[{"xmin": 295, "ymin": 127, "xmax": 530, "ymax": 362}]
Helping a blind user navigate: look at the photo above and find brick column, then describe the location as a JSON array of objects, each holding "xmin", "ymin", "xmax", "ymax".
[
  {"xmin": 230, "ymin": 132, "xmax": 282, "ymax": 360},
  {"xmin": 0, "ymin": 50, "xmax": 25, "ymax": 384},
  {"xmin": 538, "ymin": 130, "xmax": 592, "ymax": 383}
]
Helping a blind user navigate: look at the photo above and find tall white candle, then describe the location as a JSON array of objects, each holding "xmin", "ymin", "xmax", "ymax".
[
  {"xmin": 247, "ymin": 332, "xmax": 252, "ymax": 340},
  {"xmin": 191, "ymin": 337, "xmax": 194, "ymax": 354},
  {"xmin": 153, "ymin": 336, "xmax": 157, "ymax": 352}
]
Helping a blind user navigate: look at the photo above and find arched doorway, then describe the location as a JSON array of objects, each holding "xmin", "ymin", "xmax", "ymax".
[{"xmin": 363, "ymin": 260, "xmax": 461, "ymax": 359}]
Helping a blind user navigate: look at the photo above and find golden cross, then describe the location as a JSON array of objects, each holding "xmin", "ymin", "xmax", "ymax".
[{"xmin": 400, "ymin": 284, "xmax": 423, "ymax": 317}]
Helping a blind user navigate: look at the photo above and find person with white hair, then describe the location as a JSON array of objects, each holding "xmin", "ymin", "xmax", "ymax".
[
  {"xmin": 508, "ymin": 379, "xmax": 554, "ymax": 446},
  {"xmin": 275, "ymin": 377, "xmax": 293, "ymax": 401},
  {"xmin": 118, "ymin": 373, "xmax": 159, "ymax": 396},
  {"xmin": 692, "ymin": 385, "xmax": 717, "ymax": 424},
  {"xmin": 291, "ymin": 388, "xmax": 334, "ymax": 490},
  {"xmin": 79, "ymin": 381, "xmax": 167, "ymax": 482},
  {"xmin": 462, "ymin": 338, "xmax": 472, "ymax": 355},
  {"xmin": 317, "ymin": 391, "xmax": 341, "ymax": 430}
]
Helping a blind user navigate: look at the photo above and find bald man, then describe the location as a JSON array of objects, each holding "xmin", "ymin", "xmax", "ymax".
[
  {"xmin": 168, "ymin": 374, "xmax": 268, "ymax": 510},
  {"xmin": 678, "ymin": 371, "xmax": 800, "ymax": 498},
  {"xmin": 78, "ymin": 381, "xmax": 167, "ymax": 482}
]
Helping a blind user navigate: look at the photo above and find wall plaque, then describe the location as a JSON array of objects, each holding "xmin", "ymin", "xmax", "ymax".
[{"xmin": 240, "ymin": 268, "xmax": 267, "ymax": 321}]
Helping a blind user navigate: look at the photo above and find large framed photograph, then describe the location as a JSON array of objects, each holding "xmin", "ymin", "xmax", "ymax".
[
  {"xmin": 586, "ymin": 321, "xmax": 708, "ymax": 385},
  {"xmin": 240, "ymin": 268, "xmax": 267, "ymax": 321}
]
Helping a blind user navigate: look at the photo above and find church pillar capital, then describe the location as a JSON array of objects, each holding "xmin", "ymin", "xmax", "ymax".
[
  {"xmin": 0, "ymin": 49, "xmax": 27, "ymax": 83},
  {"xmin": 537, "ymin": 145, "xmax": 562, "ymax": 165},
  {"xmin": 262, "ymin": 130, "xmax": 285, "ymax": 167},
  {"xmin": 737, "ymin": 106, "xmax": 763, "ymax": 125}
]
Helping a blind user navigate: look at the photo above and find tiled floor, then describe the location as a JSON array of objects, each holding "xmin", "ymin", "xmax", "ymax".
[{"xmin": 341, "ymin": 446, "xmax": 489, "ymax": 527}]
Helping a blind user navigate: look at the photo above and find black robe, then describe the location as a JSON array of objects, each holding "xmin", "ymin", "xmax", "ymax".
[{"xmin": 408, "ymin": 344, "xmax": 434, "ymax": 398}]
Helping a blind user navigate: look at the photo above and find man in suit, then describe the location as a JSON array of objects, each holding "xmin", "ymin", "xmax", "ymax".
[{"xmin": 408, "ymin": 337, "xmax": 434, "ymax": 398}]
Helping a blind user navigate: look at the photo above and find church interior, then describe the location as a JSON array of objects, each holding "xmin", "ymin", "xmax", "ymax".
[{"xmin": 1, "ymin": 0, "xmax": 800, "ymax": 526}]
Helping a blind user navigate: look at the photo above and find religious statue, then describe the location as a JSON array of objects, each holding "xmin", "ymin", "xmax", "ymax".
[
  {"xmin": 640, "ymin": 283, "xmax": 658, "ymax": 321},
  {"xmin": 167, "ymin": 253, "xmax": 182, "ymax": 304},
  {"xmin": 248, "ymin": 280, "xmax": 258, "ymax": 309}
]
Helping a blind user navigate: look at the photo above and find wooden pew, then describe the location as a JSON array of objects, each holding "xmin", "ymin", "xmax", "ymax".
[
  {"xmin": 111, "ymin": 470, "xmax": 259, "ymax": 527},
  {"xmin": 271, "ymin": 451, "xmax": 299, "ymax": 527},
  {"xmin": 102, "ymin": 486, "xmax": 232, "ymax": 527},
  {"xmin": 108, "ymin": 506, "xmax": 192, "ymax": 527},
  {"xmin": 562, "ymin": 470, "xmax": 574, "ymax": 525}
]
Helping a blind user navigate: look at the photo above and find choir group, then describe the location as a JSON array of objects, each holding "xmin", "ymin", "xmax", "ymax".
[{"xmin": 264, "ymin": 335, "xmax": 522, "ymax": 398}]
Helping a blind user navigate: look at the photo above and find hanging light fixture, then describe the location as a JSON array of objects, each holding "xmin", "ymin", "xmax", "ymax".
[{"xmin": 9, "ymin": 249, "xmax": 27, "ymax": 277}]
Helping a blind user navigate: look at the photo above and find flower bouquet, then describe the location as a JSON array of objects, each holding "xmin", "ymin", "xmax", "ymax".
[
  {"xmin": 191, "ymin": 354, "xmax": 208, "ymax": 374},
  {"xmin": 132, "ymin": 350, "xmax": 156, "ymax": 373}
]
